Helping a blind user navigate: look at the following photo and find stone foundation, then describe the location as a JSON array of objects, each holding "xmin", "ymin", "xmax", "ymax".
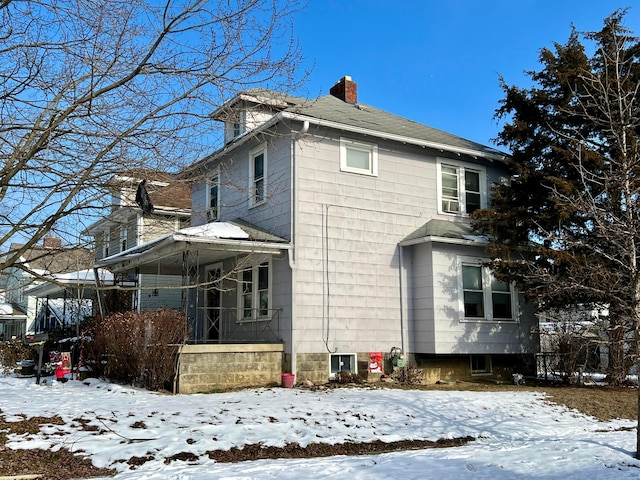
[
  {"xmin": 176, "ymin": 347, "xmax": 532, "ymax": 393},
  {"xmin": 176, "ymin": 343, "xmax": 285, "ymax": 394}
]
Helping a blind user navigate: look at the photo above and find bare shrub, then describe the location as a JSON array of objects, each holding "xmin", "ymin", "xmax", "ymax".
[
  {"xmin": 390, "ymin": 365, "xmax": 424, "ymax": 385},
  {"xmin": 0, "ymin": 340, "xmax": 32, "ymax": 374},
  {"xmin": 82, "ymin": 310, "xmax": 189, "ymax": 391}
]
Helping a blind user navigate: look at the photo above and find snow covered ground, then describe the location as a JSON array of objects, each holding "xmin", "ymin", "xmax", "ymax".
[{"xmin": 1, "ymin": 375, "xmax": 639, "ymax": 479}]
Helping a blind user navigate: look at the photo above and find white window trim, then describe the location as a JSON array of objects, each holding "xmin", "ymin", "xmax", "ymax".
[
  {"xmin": 329, "ymin": 353, "xmax": 358, "ymax": 380},
  {"xmin": 339, "ymin": 137, "xmax": 378, "ymax": 176},
  {"xmin": 207, "ymin": 171, "xmax": 220, "ymax": 222},
  {"xmin": 249, "ymin": 143, "xmax": 267, "ymax": 207},
  {"xmin": 236, "ymin": 260, "xmax": 272, "ymax": 323},
  {"xmin": 436, "ymin": 159, "xmax": 487, "ymax": 216},
  {"xmin": 457, "ymin": 256, "xmax": 517, "ymax": 322}
]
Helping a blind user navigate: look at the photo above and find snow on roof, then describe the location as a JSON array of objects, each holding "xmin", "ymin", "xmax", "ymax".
[
  {"xmin": 49, "ymin": 269, "xmax": 115, "ymax": 283},
  {"xmin": 176, "ymin": 222, "xmax": 249, "ymax": 239}
]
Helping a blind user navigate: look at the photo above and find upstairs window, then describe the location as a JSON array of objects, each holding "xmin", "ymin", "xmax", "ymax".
[
  {"xmin": 224, "ymin": 110, "xmax": 246, "ymax": 144},
  {"xmin": 340, "ymin": 138, "xmax": 378, "ymax": 176},
  {"xmin": 438, "ymin": 160, "xmax": 485, "ymax": 215},
  {"xmin": 120, "ymin": 225, "xmax": 128, "ymax": 252},
  {"xmin": 207, "ymin": 173, "xmax": 219, "ymax": 222},
  {"xmin": 460, "ymin": 259, "xmax": 515, "ymax": 321},
  {"xmin": 103, "ymin": 231, "xmax": 111, "ymax": 258},
  {"xmin": 250, "ymin": 145, "xmax": 266, "ymax": 206}
]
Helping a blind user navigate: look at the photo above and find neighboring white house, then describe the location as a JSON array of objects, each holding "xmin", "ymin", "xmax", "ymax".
[
  {"xmin": 83, "ymin": 170, "xmax": 191, "ymax": 314},
  {"xmin": 96, "ymin": 76, "xmax": 539, "ymax": 389},
  {"xmin": 0, "ymin": 236, "xmax": 95, "ymax": 336}
]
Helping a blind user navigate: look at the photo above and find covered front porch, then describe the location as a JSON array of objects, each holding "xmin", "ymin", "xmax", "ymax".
[
  {"xmin": 23, "ymin": 268, "xmax": 121, "ymax": 336},
  {"xmin": 94, "ymin": 220, "xmax": 293, "ymax": 345}
]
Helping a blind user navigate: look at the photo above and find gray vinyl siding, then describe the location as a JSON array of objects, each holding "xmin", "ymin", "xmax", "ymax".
[
  {"xmin": 191, "ymin": 131, "xmax": 292, "ymax": 240},
  {"xmin": 291, "ymin": 127, "xmax": 515, "ymax": 356},
  {"xmin": 410, "ymin": 242, "xmax": 537, "ymax": 355},
  {"xmin": 186, "ymin": 121, "xmax": 530, "ymax": 361},
  {"xmin": 293, "ymin": 131, "xmax": 437, "ymax": 355},
  {"xmin": 408, "ymin": 242, "xmax": 436, "ymax": 353}
]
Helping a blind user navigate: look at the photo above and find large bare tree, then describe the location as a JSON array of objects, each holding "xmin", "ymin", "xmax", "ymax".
[{"xmin": 0, "ymin": 0, "xmax": 305, "ymax": 275}]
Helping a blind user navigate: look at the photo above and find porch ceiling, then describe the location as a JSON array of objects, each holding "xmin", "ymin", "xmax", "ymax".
[{"xmin": 94, "ymin": 221, "xmax": 292, "ymax": 276}]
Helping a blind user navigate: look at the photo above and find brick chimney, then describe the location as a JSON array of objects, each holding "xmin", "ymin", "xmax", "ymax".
[
  {"xmin": 330, "ymin": 76, "xmax": 357, "ymax": 104},
  {"xmin": 43, "ymin": 236, "xmax": 62, "ymax": 249}
]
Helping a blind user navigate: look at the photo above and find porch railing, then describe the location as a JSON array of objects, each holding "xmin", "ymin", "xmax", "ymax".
[{"xmin": 190, "ymin": 307, "xmax": 282, "ymax": 344}]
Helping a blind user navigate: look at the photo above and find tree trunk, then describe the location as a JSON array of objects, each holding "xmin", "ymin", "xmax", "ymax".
[
  {"xmin": 636, "ymin": 355, "xmax": 640, "ymax": 459},
  {"xmin": 607, "ymin": 321, "xmax": 626, "ymax": 386}
]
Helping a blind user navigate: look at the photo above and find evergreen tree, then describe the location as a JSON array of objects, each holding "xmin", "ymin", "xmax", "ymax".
[{"xmin": 474, "ymin": 9, "xmax": 640, "ymax": 456}]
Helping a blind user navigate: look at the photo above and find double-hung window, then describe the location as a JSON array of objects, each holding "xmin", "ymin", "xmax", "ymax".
[
  {"xmin": 238, "ymin": 261, "xmax": 270, "ymax": 321},
  {"xmin": 438, "ymin": 160, "xmax": 485, "ymax": 215},
  {"xmin": 207, "ymin": 173, "xmax": 219, "ymax": 222},
  {"xmin": 224, "ymin": 110, "xmax": 246, "ymax": 144},
  {"xmin": 120, "ymin": 225, "xmax": 127, "ymax": 252},
  {"xmin": 250, "ymin": 145, "xmax": 266, "ymax": 206},
  {"xmin": 103, "ymin": 231, "xmax": 111, "ymax": 258},
  {"xmin": 460, "ymin": 259, "xmax": 515, "ymax": 321},
  {"xmin": 340, "ymin": 138, "xmax": 378, "ymax": 176}
]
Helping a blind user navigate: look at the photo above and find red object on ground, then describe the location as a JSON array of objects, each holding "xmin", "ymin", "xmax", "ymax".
[
  {"xmin": 281, "ymin": 373, "xmax": 295, "ymax": 388},
  {"xmin": 55, "ymin": 364, "xmax": 65, "ymax": 380}
]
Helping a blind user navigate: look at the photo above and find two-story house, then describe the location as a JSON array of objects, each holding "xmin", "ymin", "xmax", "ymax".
[
  {"xmin": 96, "ymin": 77, "xmax": 538, "ymax": 392},
  {"xmin": 83, "ymin": 170, "xmax": 191, "ymax": 314}
]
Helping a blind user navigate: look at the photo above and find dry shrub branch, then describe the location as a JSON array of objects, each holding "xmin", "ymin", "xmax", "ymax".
[{"xmin": 82, "ymin": 309, "xmax": 189, "ymax": 391}]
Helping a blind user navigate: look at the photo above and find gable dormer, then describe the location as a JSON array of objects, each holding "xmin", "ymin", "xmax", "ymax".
[{"xmin": 213, "ymin": 90, "xmax": 296, "ymax": 145}]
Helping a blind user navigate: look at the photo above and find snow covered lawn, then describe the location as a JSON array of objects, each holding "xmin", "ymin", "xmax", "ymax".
[{"xmin": 1, "ymin": 375, "xmax": 639, "ymax": 479}]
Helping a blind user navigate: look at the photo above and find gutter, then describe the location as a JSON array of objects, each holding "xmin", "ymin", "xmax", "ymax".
[{"xmin": 280, "ymin": 112, "xmax": 509, "ymax": 163}]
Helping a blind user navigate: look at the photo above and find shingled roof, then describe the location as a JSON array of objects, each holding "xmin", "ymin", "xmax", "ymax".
[
  {"xmin": 8, "ymin": 241, "xmax": 94, "ymax": 275},
  {"xmin": 229, "ymin": 76, "xmax": 507, "ymax": 162},
  {"xmin": 290, "ymin": 94, "xmax": 506, "ymax": 160}
]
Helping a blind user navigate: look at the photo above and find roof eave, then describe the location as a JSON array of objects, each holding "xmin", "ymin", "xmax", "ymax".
[
  {"xmin": 399, "ymin": 235, "xmax": 488, "ymax": 247},
  {"xmin": 281, "ymin": 112, "xmax": 510, "ymax": 163}
]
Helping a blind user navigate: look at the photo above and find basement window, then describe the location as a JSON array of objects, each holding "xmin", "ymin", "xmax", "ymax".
[
  {"xmin": 470, "ymin": 355, "xmax": 492, "ymax": 375},
  {"xmin": 330, "ymin": 353, "xmax": 357, "ymax": 379}
]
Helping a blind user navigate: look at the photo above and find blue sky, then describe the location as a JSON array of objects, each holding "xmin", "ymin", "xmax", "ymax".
[{"xmin": 292, "ymin": 1, "xmax": 640, "ymax": 149}]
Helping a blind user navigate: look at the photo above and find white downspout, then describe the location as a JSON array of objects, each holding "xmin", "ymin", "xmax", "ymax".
[
  {"xmin": 288, "ymin": 120, "xmax": 309, "ymax": 378},
  {"xmin": 398, "ymin": 244, "xmax": 406, "ymax": 355}
]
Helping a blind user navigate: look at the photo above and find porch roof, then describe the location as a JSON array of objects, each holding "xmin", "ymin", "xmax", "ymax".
[
  {"xmin": 399, "ymin": 219, "xmax": 488, "ymax": 246},
  {"xmin": 94, "ymin": 220, "xmax": 292, "ymax": 275},
  {"xmin": 23, "ymin": 268, "xmax": 117, "ymax": 299},
  {"xmin": 0, "ymin": 303, "xmax": 27, "ymax": 321}
]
